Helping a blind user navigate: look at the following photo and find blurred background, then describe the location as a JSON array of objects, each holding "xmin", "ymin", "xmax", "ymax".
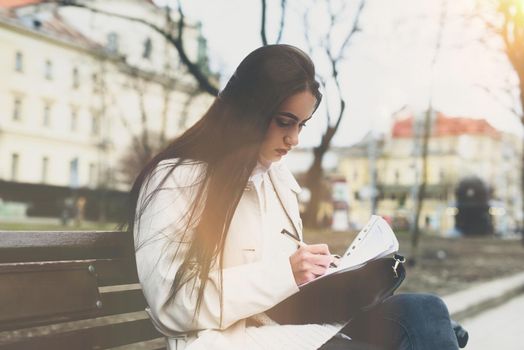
[{"xmin": 1, "ymin": 0, "xmax": 524, "ymax": 347}]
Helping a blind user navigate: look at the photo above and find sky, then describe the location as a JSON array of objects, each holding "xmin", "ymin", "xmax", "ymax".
[{"xmin": 156, "ymin": 0, "xmax": 523, "ymax": 148}]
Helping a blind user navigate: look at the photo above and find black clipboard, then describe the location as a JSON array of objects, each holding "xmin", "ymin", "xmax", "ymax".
[{"xmin": 266, "ymin": 255, "xmax": 406, "ymax": 324}]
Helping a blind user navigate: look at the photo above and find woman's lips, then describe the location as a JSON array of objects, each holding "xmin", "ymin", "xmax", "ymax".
[{"xmin": 275, "ymin": 148, "xmax": 289, "ymax": 156}]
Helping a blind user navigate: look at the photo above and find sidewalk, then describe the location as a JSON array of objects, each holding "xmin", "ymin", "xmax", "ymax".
[
  {"xmin": 439, "ymin": 270, "xmax": 524, "ymax": 348},
  {"xmin": 442, "ymin": 271, "xmax": 524, "ymax": 320},
  {"xmin": 460, "ymin": 293, "xmax": 524, "ymax": 349}
]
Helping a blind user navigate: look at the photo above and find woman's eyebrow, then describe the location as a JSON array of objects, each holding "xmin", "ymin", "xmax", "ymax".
[
  {"xmin": 277, "ymin": 112, "xmax": 299, "ymax": 121},
  {"xmin": 277, "ymin": 112, "xmax": 312, "ymax": 122}
]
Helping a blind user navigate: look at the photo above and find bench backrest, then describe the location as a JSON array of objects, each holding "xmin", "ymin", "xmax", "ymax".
[{"xmin": 0, "ymin": 231, "xmax": 165, "ymax": 350}]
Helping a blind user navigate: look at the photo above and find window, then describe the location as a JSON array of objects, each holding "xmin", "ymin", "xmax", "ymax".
[
  {"xmin": 92, "ymin": 73, "xmax": 99, "ymax": 92},
  {"xmin": 44, "ymin": 59, "xmax": 53, "ymax": 80},
  {"xmin": 439, "ymin": 169, "xmax": 445, "ymax": 182},
  {"xmin": 399, "ymin": 194, "xmax": 406, "ymax": 207},
  {"xmin": 12, "ymin": 97, "xmax": 22, "ymax": 121},
  {"xmin": 89, "ymin": 162, "xmax": 96, "ymax": 187},
  {"xmin": 41, "ymin": 156, "xmax": 49, "ymax": 183},
  {"xmin": 72, "ymin": 67, "xmax": 80, "ymax": 89},
  {"xmin": 15, "ymin": 51, "xmax": 23, "ymax": 72},
  {"xmin": 70, "ymin": 108, "xmax": 78, "ymax": 131},
  {"xmin": 69, "ymin": 157, "xmax": 79, "ymax": 188},
  {"xmin": 11, "ymin": 153, "xmax": 19, "ymax": 181},
  {"xmin": 107, "ymin": 32, "xmax": 119, "ymax": 53},
  {"xmin": 91, "ymin": 114, "xmax": 100, "ymax": 135},
  {"xmin": 43, "ymin": 103, "xmax": 51, "ymax": 127},
  {"xmin": 143, "ymin": 37, "xmax": 152, "ymax": 59}
]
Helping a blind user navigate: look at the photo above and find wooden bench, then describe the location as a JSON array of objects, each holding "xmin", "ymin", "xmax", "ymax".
[{"xmin": 0, "ymin": 231, "xmax": 166, "ymax": 350}]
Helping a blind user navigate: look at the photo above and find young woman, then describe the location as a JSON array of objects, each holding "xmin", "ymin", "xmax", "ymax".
[{"xmin": 128, "ymin": 44, "xmax": 461, "ymax": 350}]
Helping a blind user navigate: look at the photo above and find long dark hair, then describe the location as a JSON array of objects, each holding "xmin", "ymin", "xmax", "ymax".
[{"xmin": 126, "ymin": 44, "xmax": 321, "ymax": 325}]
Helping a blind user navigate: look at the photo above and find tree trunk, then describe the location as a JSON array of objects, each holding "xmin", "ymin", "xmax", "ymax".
[
  {"xmin": 519, "ymin": 77, "xmax": 524, "ymax": 245},
  {"xmin": 303, "ymin": 146, "xmax": 325, "ymax": 227},
  {"xmin": 410, "ymin": 108, "xmax": 432, "ymax": 259}
]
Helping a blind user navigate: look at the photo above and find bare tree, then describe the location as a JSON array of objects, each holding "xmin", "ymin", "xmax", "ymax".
[
  {"xmin": 117, "ymin": 72, "xmax": 162, "ymax": 184},
  {"xmin": 258, "ymin": 0, "xmax": 367, "ymax": 227},
  {"xmin": 301, "ymin": 0, "xmax": 366, "ymax": 227},
  {"xmin": 260, "ymin": 0, "xmax": 287, "ymax": 45},
  {"xmin": 51, "ymin": 0, "xmax": 219, "ymax": 95},
  {"xmin": 409, "ymin": 0, "xmax": 448, "ymax": 263},
  {"xmin": 40, "ymin": 1, "xmax": 215, "ymax": 184},
  {"xmin": 53, "ymin": 0, "xmax": 366, "ymax": 229},
  {"xmin": 473, "ymin": 0, "xmax": 524, "ymax": 233}
]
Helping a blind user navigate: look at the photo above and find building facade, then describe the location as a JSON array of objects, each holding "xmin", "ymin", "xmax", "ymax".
[
  {"xmin": 336, "ymin": 111, "xmax": 522, "ymax": 235},
  {"xmin": 0, "ymin": 0, "xmax": 214, "ymax": 219}
]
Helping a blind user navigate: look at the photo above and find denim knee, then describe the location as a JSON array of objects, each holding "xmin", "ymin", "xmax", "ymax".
[
  {"xmin": 383, "ymin": 293, "xmax": 451, "ymax": 323},
  {"xmin": 380, "ymin": 293, "xmax": 458, "ymax": 350}
]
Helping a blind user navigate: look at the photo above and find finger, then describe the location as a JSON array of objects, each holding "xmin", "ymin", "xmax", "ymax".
[
  {"xmin": 309, "ymin": 263, "xmax": 329, "ymax": 276},
  {"xmin": 304, "ymin": 243, "xmax": 330, "ymax": 255},
  {"xmin": 301, "ymin": 272, "xmax": 317, "ymax": 284},
  {"xmin": 306, "ymin": 253, "xmax": 334, "ymax": 267}
]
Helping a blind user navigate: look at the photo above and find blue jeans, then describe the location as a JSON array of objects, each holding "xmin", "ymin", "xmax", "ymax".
[{"xmin": 319, "ymin": 293, "xmax": 460, "ymax": 350}]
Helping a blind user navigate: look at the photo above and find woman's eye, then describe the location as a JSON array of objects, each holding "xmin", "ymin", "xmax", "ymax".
[{"xmin": 276, "ymin": 118, "xmax": 292, "ymax": 127}]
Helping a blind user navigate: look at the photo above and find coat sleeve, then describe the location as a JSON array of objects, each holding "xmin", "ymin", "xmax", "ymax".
[{"xmin": 134, "ymin": 161, "xmax": 299, "ymax": 334}]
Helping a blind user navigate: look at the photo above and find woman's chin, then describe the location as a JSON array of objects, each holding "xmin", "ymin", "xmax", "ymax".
[{"xmin": 259, "ymin": 154, "xmax": 281, "ymax": 167}]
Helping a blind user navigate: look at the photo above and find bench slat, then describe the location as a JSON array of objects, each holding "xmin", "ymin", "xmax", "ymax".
[
  {"xmin": 0, "ymin": 231, "xmax": 134, "ymax": 263},
  {"xmin": 107, "ymin": 337, "xmax": 167, "ymax": 350},
  {"xmin": 0, "ymin": 318, "xmax": 164, "ymax": 350},
  {"xmin": 0, "ymin": 262, "xmax": 149, "ymax": 331},
  {"xmin": 0, "ymin": 261, "xmax": 100, "ymax": 331},
  {"xmin": 99, "ymin": 288, "xmax": 148, "ymax": 317},
  {"xmin": 93, "ymin": 258, "xmax": 139, "ymax": 286}
]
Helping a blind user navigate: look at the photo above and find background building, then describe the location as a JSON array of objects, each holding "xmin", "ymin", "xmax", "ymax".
[
  {"xmin": 336, "ymin": 111, "xmax": 522, "ymax": 234},
  {"xmin": 0, "ymin": 0, "xmax": 215, "ymax": 220}
]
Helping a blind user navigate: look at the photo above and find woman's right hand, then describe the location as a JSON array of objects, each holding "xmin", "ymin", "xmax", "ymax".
[{"xmin": 289, "ymin": 244, "xmax": 334, "ymax": 286}]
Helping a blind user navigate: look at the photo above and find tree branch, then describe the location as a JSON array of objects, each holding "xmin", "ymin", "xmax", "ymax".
[
  {"xmin": 53, "ymin": 0, "xmax": 219, "ymax": 95},
  {"xmin": 475, "ymin": 83, "xmax": 521, "ymax": 117},
  {"xmin": 336, "ymin": 0, "xmax": 365, "ymax": 61},
  {"xmin": 260, "ymin": 0, "xmax": 268, "ymax": 45},
  {"xmin": 275, "ymin": 0, "xmax": 287, "ymax": 44}
]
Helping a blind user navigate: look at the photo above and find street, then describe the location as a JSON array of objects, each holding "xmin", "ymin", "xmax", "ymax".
[{"xmin": 461, "ymin": 293, "xmax": 524, "ymax": 349}]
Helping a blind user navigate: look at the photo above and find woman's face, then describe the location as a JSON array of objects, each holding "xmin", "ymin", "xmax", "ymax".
[{"xmin": 259, "ymin": 90, "xmax": 318, "ymax": 167}]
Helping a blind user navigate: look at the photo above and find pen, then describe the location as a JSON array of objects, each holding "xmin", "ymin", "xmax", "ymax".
[{"xmin": 280, "ymin": 228, "xmax": 338, "ymax": 268}]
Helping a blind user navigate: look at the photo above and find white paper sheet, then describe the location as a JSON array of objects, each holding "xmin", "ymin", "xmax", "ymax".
[{"xmin": 302, "ymin": 215, "xmax": 399, "ymax": 286}]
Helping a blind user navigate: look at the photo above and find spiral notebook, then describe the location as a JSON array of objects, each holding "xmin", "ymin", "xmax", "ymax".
[
  {"xmin": 266, "ymin": 216, "xmax": 403, "ymax": 324},
  {"xmin": 301, "ymin": 215, "xmax": 399, "ymax": 286}
]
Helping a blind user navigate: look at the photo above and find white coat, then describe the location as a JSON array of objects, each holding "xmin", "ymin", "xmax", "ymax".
[{"xmin": 134, "ymin": 159, "xmax": 344, "ymax": 350}]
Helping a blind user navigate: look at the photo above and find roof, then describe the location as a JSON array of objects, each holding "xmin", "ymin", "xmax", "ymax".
[
  {"xmin": 0, "ymin": 0, "xmax": 159, "ymax": 50},
  {"xmin": 38, "ymin": 12, "xmax": 102, "ymax": 50},
  {"xmin": 0, "ymin": 2, "xmax": 103, "ymax": 52},
  {"xmin": 392, "ymin": 112, "xmax": 501, "ymax": 139},
  {"xmin": 0, "ymin": 0, "xmax": 40, "ymax": 8},
  {"xmin": 0, "ymin": 0, "xmax": 157, "ymax": 8}
]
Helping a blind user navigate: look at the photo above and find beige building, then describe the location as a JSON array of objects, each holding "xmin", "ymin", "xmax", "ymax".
[
  {"xmin": 336, "ymin": 111, "xmax": 522, "ymax": 235},
  {"xmin": 0, "ymin": 0, "xmax": 214, "ymax": 219}
]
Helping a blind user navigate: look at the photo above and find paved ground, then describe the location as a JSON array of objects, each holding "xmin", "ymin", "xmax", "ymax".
[{"xmin": 461, "ymin": 293, "xmax": 524, "ymax": 349}]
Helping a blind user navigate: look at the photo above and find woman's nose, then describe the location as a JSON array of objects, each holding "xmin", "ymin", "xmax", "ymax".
[{"xmin": 284, "ymin": 131, "xmax": 299, "ymax": 147}]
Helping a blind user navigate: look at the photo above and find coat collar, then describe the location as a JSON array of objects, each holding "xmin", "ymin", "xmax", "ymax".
[
  {"xmin": 268, "ymin": 161, "xmax": 302, "ymax": 236},
  {"xmin": 268, "ymin": 161, "xmax": 302, "ymax": 194}
]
